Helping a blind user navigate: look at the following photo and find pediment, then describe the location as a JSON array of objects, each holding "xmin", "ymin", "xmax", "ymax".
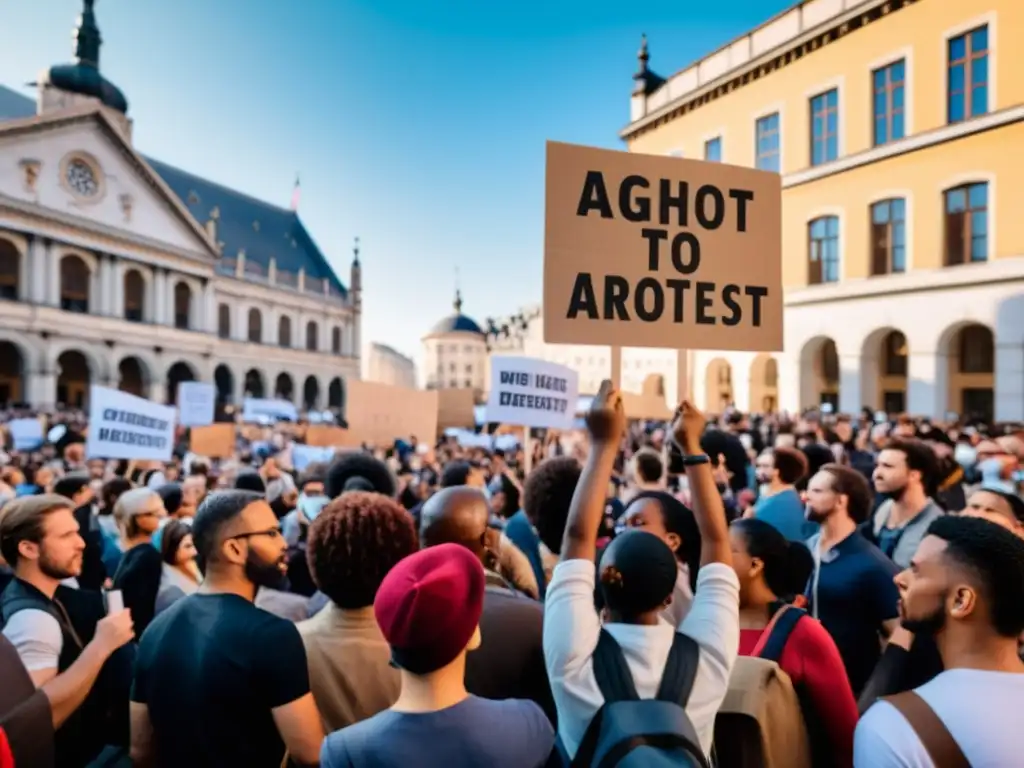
[{"xmin": 0, "ymin": 109, "xmax": 219, "ymax": 261}]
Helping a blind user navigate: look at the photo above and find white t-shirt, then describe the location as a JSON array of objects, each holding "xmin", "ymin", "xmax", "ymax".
[
  {"xmin": 854, "ymin": 668, "xmax": 1024, "ymax": 767},
  {"xmin": 2, "ymin": 608, "xmax": 64, "ymax": 671},
  {"xmin": 543, "ymin": 558, "xmax": 740, "ymax": 759}
]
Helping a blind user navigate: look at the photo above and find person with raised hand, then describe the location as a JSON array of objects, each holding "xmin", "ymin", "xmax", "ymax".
[{"xmin": 543, "ymin": 383, "xmax": 740, "ymax": 765}]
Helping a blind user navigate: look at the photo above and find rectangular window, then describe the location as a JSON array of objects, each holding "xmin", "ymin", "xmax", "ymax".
[
  {"xmin": 944, "ymin": 182, "xmax": 988, "ymax": 265},
  {"xmin": 947, "ymin": 26, "xmax": 989, "ymax": 123},
  {"xmin": 704, "ymin": 137, "xmax": 722, "ymax": 162},
  {"xmin": 870, "ymin": 198, "xmax": 907, "ymax": 275},
  {"xmin": 755, "ymin": 113, "xmax": 780, "ymax": 172},
  {"xmin": 808, "ymin": 216, "xmax": 840, "ymax": 284},
  {"xmin": 872, "ymin": 60, "xmax": 906, "ymax": 146},
  {"xmin": 809, "ymin": 89, "xmax": 839, "ymax": 166}
]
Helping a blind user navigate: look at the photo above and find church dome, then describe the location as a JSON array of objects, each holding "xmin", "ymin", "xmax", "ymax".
[
  {"xmin": 425, "ymin": 290, "xmax": 485, "ymax": 338},
  {"xmin": 41, "ymin": 0, "xmax": 128, "ymax": 114}
]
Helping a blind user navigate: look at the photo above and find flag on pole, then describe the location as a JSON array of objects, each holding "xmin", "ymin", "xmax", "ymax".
[{"xmin": 290, "ymin": 175, "xmax": 301, "ymax": 211}]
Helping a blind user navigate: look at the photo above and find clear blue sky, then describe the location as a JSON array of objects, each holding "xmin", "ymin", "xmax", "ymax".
[{"xmin": 0, "ymin": 0, "xmax": 791, "ymax": 366}]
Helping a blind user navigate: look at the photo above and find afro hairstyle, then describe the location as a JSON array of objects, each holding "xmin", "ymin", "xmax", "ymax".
[{"xmin": 325, "ymin": 452, "xmax": 397, "ymax": 499}]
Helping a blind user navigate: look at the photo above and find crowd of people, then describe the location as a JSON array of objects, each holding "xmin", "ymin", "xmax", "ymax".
[{"xmin": 0, "ymin": 393, "xmax": 1022, "ymax": 767}]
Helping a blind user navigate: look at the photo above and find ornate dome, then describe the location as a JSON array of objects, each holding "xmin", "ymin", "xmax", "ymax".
[
  {"xmin": 40, "ymin": 0, "xmax": 128, "ymax": 114},
  {"xmin": 426, "ymin": 290, "xmax": 484, "ymax": 338}
]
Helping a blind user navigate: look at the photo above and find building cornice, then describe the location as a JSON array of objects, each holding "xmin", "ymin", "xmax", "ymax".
[
  {"xmin": 782, "ymin": 105, "xmax": 1024, "ymax": 188},
  {"xmin": 0, "ymin": 199, "xmax": 213, "ymax": 278},
  {"xmin": 621, "ymin": 0, "xmax": 916, "ymax": 141},
  {"xmin": 785, "ymin": 256, "xmax": 1024, "ymax": 307}
]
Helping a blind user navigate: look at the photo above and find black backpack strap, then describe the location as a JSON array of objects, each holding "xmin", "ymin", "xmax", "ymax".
[
  {"xmin": 759, "ymin": 606, "xmax": 806, "ymax": 663},
  {"xmin": 591, "ymin": 628, "xmax": 640, "ymax": 703},
  {"xmin": 571, "ymin": 629, "xmax": 639, "ymax": 767},
  {"xmin": 655, "ymin": 631, "xmax": 701, "ymax": 704}
]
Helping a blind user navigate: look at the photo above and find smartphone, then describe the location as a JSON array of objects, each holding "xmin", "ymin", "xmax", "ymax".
[{"xmin": 105, "ymin": 589, "xmax": 124, "ymax": 614}]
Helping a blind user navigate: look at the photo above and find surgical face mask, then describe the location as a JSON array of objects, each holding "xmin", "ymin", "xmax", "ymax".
[
  {"xmin": 298, "ymin": 494, "xmax": 329, "ymax": 522},
  {"xmin": 953, "ymin": 444, "xmax": 978, "ymax": 468}
]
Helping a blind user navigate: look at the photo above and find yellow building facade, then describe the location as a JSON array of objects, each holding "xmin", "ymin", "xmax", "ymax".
[{"xmin": 624, "ymin": 0, "xmax": 1023, "ymax": 421}]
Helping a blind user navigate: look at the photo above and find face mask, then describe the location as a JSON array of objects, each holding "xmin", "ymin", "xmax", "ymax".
[
  {"xmin": 953, "ymin": 444, "xmax": 977, "ymax": 468},
  {"xmin": 298, "ymin": 494, "xmax": 329, "ymax": 522}
]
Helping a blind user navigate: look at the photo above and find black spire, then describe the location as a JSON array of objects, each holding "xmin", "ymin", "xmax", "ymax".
[
  {"xmin": 352, "ymin": 236, "xmax": 361, "ymax": 267},
  {"xmin": 74, "ymin": 0, "xmax": 102, "ymax": 68},
  {"xmin": 633, "ymin": 33, "xmax": 665, "ymax": 96},
  {"xmin": 453, "ymin": 266, "xmax": 463, "ymax": 313},
  {"xmin": 41, "ymin": 0, "xmax": 128, "ymax": 114}
]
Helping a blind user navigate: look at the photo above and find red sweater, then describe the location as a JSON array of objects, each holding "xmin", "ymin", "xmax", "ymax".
[{"xmin": 739, "ymin": 616, "xmax": 858, "ymax": 768}]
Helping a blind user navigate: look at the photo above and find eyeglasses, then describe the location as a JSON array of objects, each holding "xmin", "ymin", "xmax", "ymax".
[{"xmin": 228, "ymin": 527, "xmax": 283, "ymax": 542}]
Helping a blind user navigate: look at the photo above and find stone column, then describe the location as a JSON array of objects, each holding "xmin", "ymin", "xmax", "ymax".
[
  {"xmin": 995, "ymin": 343, "xmax": 1024, "ymax": 423},
  {"xmin": 907, "ymin": 351, "xmax": 942, "ymax": 419},
  {"xmin": 149, "ymin": 381, "xmax": 167, "ymax": 406},
  {"xmin": 837, "ymin": 353, "xmax": 862, "ymax": 415},
  {"xmin": 153, "ymin": 269, "xmax": 167, "ymax": 325},
  {"xmin": 29, "ymin": 369, "xmax": 57, "ymax": 410},
  {"xmin": 110, "ymin": 258, "xmax": 124, "ymax": 319},
  {"xmin": 776, "ymin": 355, "xmax": 801, "ymax": 414},
  {"xmin": 97, "ymin": 255, "xmax": 112, "ymax": 315},
  {"xmin": 29, "ymin": 236, "xmax": 46, "ymax": 304},
  {"xmin": 46, "ymin": 242, "xmax": 60, "ymax": 306},
  {"xmin": 207, "ymin": 283, "xmax": 217, "ymax": 334}
]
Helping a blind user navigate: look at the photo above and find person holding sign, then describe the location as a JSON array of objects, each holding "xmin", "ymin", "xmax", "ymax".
[{"xmin": 543, "ymin": 383, "xmax": 739, "ymax": 764}]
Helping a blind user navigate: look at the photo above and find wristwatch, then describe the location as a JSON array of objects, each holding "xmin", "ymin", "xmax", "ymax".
[{"xmin": 682, "ymin": 453, "xmax": 711, "ymax": 467}]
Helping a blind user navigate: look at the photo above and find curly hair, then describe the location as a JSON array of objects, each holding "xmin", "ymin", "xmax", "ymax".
[
  {"xmin": 522, "ymin": 457, "xmax": 581, "ymax": 555},
  {"xmin": 307, "ymin": 491, "xmax": 418, "ymax": 609},
  {"xmin": 325, "ymin": 452, "xmax": 397, "ymax": 499},
  {"xmin": 927, "ymin": 515, "xmax": 1024, "ymax": 638}
]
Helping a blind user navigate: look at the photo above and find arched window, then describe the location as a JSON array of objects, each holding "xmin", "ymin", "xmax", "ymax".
[
  {"xmin": 60, "ymin": 255, "xmax": 90, "ymax": 313},
  {"xmin": 278, "ymin": 316, "xmax": 292, "ymax": 347},
  {"xmin": 331, "ymin": 327, "xmax": 341, "ymax": 354},
  {"xmin": 0, "ymin": 240, "xmax": 19, "ymax": 300},
  {"xmin": 305, "ymin": 321, "xmax": 318, "ymax": 351},
  {"xmin": 247, "ymin": 308, "xmax": 262, "ymax": 343},
  {"xmin": 218, "ymin": 304, "xmax": 231, "ymax": 339},
  {"xmin": 173, "ymin": 282, "xmax": 192, "ymax": 329},
  {"xmin": 808, "ymin": 216, "xmax": 840, "ymax": 284},
  {"xmin": 124, "ymin": 270, "xmax": 145, "ymax": 322},
  {"xmin": 944, "ymin": 182, "xmax": 988, "ymax": 265}
]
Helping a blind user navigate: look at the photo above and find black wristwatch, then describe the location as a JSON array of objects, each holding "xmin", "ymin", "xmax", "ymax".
[{"xmin": 682, "ymin": 453, "xmax": 711, "ymax": 467}]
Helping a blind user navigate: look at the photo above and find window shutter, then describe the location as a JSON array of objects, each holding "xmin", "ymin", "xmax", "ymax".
[
  {"xmin": 945, "ymin": 211, "xmax": 966, "ymax": 266},
  {"xmin": 871, "ymin": 222, "xmax": 889, "ymax": 275}
]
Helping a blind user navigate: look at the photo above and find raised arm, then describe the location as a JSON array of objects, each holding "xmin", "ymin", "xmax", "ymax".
[
  {"xmin": 672, "ymin": 402, "xmax": 731, "ymax": 568},
  {"xmin": 559, "ymin": 381, "xmax": 626, "ymax": 563}
]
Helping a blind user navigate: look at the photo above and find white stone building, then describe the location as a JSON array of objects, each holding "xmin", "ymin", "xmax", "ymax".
[
  {"xmin": 0, "ymin": 3, "xmax": 360, "ymax": 412},
  {"xmin": 366, "ymin": 342, "xmax": 417, "ymax": 390},
  {"xmin": 422, "ymin": 290, "xmax": 488, "ymax": 392}
]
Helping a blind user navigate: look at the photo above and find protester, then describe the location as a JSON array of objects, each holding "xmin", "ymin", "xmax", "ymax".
[
  {"xmin": 320, "ymin": 544, "xmax": 555, "ymax": 767},
  {"xmin": 298, "ymin": 491, "xmax": 418, "ymax": 732},
  {"xmin": 0, "ymin": 495, "xmax": 135, "ymax": 767},
  {"xmin": 154, "ymin": 519, "xmax": 200, "ymax": 614},
  {"xmin": 129, "ymin": 491, "xmax": 323, "ymax": 767},
  {"xmin": 752, "ymin": 446, "xmax": 813, "ymax": 541},
  {"xmin": 731, "ymin": 517, "xmax": 857, "ymax": 767},
  {"xmin": 805, "ymin": 464, "xmax": 900, "ymax": 696},
  {"xmin": 420, "ymin": 486, "xmax": 555, "ymax": 722},
  {"xmin": 854, "ymin": 516, "xmax": 1024, "ymax": 765},
  {"xmin": 544, "ymin": 386, "xmax": 738, "ymax": 763},
  {"xmin": 868, "ymin": 439, "xmax": 945, "ymax": 569},
  {"xmin": 111, "ymin": 488, "xmax": 166, "ymax": 639}
]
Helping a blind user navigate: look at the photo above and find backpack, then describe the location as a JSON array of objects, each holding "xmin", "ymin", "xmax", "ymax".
[
  {"xmin": 569, "ymin": 628, "xmax": 709, "ymax": 768},
  {"xmin": 752, "ymin": 604, "xmax": 805, "ymax": 662}
]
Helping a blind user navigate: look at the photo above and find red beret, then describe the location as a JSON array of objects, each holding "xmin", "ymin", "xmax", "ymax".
[{"xmin": 373, "ymin": 543, "xmax": 485, "ymax": 674}]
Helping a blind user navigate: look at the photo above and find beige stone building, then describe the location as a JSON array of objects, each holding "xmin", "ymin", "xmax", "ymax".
[{"xmin": 0, "ymin": 3, "xmax": 361, "ymax": 412}]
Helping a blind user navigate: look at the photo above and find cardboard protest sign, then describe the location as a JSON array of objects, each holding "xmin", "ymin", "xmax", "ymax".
[
  {"xmin": 437, "ymin": 388, "xmax": 476, "ymax": 431},
  {"xmin": 343, "ymin": 381, "xmax": 439, "ymax": 446},
  {"xmin": 486, "ymin": 356, "xmax": 578, "ymax": 430},
  {"xmin": 305, "ymin": 425, "xmax": 348, "ymax": 447},
  {"xmin": 241, "ymin": 398, "xmax": 298, "ymax": 423},
  {"xmin": 177, "ymin": 381, "xmax": 215, "ymax": 427},
  {"xmin": 543, "ymin": 141, "xmax": 782, "ymax": 351},
  {"xmin": 189, "ymin": 423, "xmax": 235, "ymax": 458},
  {"xmin": 86, "ymin": 385, "xmax": 176, "ymax": 461}
]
